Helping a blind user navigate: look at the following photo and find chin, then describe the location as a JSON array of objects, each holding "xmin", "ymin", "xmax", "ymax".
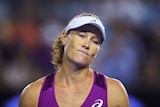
[{"xmin": 74, "ymin": 59, "xmax": 90, "ymax": 68}]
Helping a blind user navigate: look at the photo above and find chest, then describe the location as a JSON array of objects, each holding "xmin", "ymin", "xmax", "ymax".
[
  {"xmin": 54, "ymin": 81, "xmax": 93, "ymax": 107},
  {"xmin": 38, "ymin": 72, "xmax": 108, "ymax": 107}
]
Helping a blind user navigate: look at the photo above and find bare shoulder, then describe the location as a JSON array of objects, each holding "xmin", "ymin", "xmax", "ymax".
[
  {"xmin": 19, "ymin": 76, "xmax": 45, "ymax": 107},
  {"xmin": 105, "ymin": 76, "xmax": 130, "ymax": 107}
]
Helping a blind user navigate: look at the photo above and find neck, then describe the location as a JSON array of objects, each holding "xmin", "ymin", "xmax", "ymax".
[{"xmin": 55, "ymin": 64, "xmax": 93, "ymax": 87}]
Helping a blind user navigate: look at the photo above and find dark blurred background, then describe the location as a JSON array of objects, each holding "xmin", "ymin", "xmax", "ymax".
[{"xmin": 0, "ymin": 0, "xmax": 159, "ymax": 107}]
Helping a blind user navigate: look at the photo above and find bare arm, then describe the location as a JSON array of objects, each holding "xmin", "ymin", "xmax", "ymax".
[
  {"xmin": 107, "ymin": 78, "xmax": 130, "ymax": 107},
  {"xmin": 19, "ymin": 78, "xmax": 44, "ymax": 107}
]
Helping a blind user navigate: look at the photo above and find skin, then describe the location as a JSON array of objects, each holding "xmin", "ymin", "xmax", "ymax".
[{"xmin": 19, "ymin": 30, "xmax": 130, "ymax": 107}]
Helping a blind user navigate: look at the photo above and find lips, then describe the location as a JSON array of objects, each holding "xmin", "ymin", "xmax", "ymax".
[{"xmin": 77, "ymin": 50, "xmax": 89, "ymax": 56}]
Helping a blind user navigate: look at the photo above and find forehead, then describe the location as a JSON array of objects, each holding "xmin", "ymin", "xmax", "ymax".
[{"xmin": 71, "ymin": 24, "xmax": 103, "ymax": 40}]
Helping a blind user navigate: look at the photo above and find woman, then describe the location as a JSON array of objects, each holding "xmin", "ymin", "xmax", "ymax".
[{"xmin": 19, "ymin": 12, "xmax": 130, "ymax": 107}]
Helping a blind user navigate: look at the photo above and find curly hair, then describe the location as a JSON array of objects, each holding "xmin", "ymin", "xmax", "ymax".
[{"xmin": 51, "ymin": 12, "xmax": 101, "ymax": 70}]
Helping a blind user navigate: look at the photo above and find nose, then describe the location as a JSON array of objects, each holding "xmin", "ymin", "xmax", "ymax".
[{"xmin": 82, "ymin": 38, "xmax": 90, "ymax": 50}]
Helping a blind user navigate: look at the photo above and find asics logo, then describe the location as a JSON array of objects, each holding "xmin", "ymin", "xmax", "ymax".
[{"xmin": 91, "ymin": 99, "xmax": 103, "ymax": 107}]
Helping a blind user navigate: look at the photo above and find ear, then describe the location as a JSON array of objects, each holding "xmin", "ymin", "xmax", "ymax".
[{"xmin": 60, "ymin": 31, "xmax": 67, "ymax": 45}]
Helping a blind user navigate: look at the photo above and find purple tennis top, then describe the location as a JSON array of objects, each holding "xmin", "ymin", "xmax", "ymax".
[{"xmin": 38, "ymin": 71, "xmax": 108, "ymax": 107}]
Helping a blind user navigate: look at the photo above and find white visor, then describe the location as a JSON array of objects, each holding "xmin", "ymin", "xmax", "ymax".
[{"xmin": 66, "ymin": 16, "xmax": 106, "ymax": 41}]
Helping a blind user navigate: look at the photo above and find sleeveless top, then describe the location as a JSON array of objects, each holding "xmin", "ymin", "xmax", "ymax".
[{"xmin": 38, "ymin": 71, "xmax": 108, "ymax": 107}]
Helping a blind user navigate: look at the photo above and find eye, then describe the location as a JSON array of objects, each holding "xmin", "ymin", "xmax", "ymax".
[
  {"xmin": 78, "ymin": 33, "xmax": 86, "ymax": 38},
  {"xmin": 92, "ymin": 40, "xmax": 100, "ymax": 45}
]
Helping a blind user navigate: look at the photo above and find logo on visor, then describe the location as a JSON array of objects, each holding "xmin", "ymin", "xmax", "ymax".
[
  {"xmin": 91, "ymin": 99, "xmax": 103, "ymax": 107},
  {"xmin": 90, "ymin": 19, "xmax": 96, "ymax": 23}
]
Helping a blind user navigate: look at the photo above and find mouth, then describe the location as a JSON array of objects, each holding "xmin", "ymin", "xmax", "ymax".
[{"xmin": 77, "ymin": 50, "xmax": 89, "ymax": 56}]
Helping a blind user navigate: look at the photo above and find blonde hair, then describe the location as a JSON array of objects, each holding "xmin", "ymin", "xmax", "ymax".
[{"xmin": 51, "ymin": 12, "xmax": 100, "ymax": 70}]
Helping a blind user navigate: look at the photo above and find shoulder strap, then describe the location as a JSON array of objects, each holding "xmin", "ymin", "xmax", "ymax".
[
  {"xmin": 95, "ymin": 72, "xmax": 106, "ymax": 89},
  {"xmin": 38, "ymin": 72, "xmax": 57, "ymax": 107},
  {"xmin": 42, "ymin": 73, "xmax": 54, "ymax": 91},
  {"xmin": 81, "ymin": 71, "xmax": 108, "ymax": 107}
]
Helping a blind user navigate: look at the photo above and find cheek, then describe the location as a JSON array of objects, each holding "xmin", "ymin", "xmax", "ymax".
[
  {"xmin": 90, "ymin": 48, "xmax": 100, "ymax": 58},
  {"xmin": 64, "ymin": 39, "xmax": 76, "ymax": 55}
]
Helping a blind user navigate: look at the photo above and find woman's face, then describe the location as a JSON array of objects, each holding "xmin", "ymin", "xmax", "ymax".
[{"xmin": 61, "ymin": 30, "xmax": 102, "ymax": 68}]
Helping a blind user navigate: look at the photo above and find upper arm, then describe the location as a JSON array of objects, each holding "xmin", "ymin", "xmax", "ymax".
[
  {"xmin": 107, "ymin": 78, "xmax": 130, "ymax": 107},
  {"xmin": 19, "ymin": 82, "xmax": 41, "ymax": 107}
]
